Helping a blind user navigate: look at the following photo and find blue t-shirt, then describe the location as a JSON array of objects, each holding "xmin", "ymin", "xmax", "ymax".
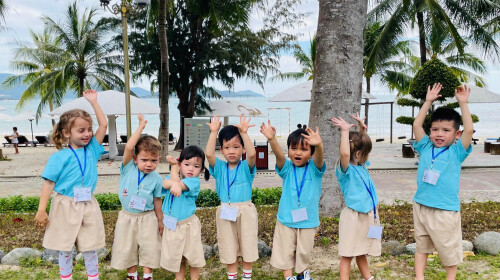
[
  {"xmin": 118, "ymin": 161, "xmax": 163, "ymax": 213},
  {"xmin": 413, "ymin": 135, "xmax": 472, "ymax": 211},
  {"xmin": 335, "ymin": 160, "xmax": 378, "ymax": 213},
  {"xmin": 41, "ymin": 136, "xmax": 104, "ymax": 197},
  {"xmin": 276, "ymin": 159, "xmax": 326, "ymax": 228},
  {"xmin": 161, "ymin": 175, "xmax": 200, "ymax": 221},
  {"xmin": 209, "ymin": 158, "xmax": 256, "ymax": 203}
]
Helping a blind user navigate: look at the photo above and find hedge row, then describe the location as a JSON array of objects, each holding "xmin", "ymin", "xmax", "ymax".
[{"xmin": 0, "ymin": 188, "xmax": 283, "ymax": 213}]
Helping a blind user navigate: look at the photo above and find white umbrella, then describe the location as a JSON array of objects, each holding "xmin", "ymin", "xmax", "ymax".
[
  {"xmin": 50, "ymin": 90, "xmax": 160, "ymax": 159},
  {"xmin": 196, "ymin": 99, "xmax": 265, "ymax": 125},
  {"xmin": 0, "ymin": 113, "xmax": 11, "ymax": 121},
  {"xmin": 438, "ymin": 84, "xmax": 500, "ymax": 104},
  {"xmin": 269, "ymin": 80, "xmax": 377, "ymax": 102}
]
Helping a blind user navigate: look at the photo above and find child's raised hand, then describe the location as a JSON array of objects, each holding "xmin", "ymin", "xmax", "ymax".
[
  {"xmin": 83, "ymin": 89, "xmax": 98, "ymax": 103},
  {"xmin": 302, "ymin": 127, "xmax": 322, "ymax": 146},
  {"xmin": 426, "ymin": 83, "xmax": 442, "ymax": 102},
  {"xmin": 455, "ymin": 84, "xmax": 470, "ymax": 103},
  {"xmin": 138, "ymin": 114, "xmax": 147, "ymax": 128},
  {"xmin": 165, "ymin": 156, "xmax": 178, "ymax": 166},
  {"xmin": 34, "ymin": 211, "xmax": 49, "ymax": 229},
  {"xmin": 260, "ymin": 120, "xmax": 276, "ymax": 140},
  {"xmin": 170, "ymin": 183, "xmax": 182, "ymax": 197},
  {"xmin": 206, "ymin": 115, "xmax": 222, "ymax": 133},
  {"xmin": 349, "ymin": 112, "xmax": 367, "ymax": 130},
  {"xmin": 331, "ymin": 117, "xmax": 355, "ymax": 131},
  {"xmin": 234, "ymin": 115, "xmax": 255, "ymax": 133}
]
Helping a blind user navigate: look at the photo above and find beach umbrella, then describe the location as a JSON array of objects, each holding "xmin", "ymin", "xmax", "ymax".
[
  {"xmin": 196, "ymin": 99, "xmax": 265, "ymax": 125},
  {"xmin": 438, "ymin": 85, "xmax": 500, "ymax": 104},
  {"xmin": 0, "ymin": 113, "xmax": 11, "ymax": 121},
  {"xmin": 50, "ymin": 90, "xmax": 160, "ymax": 159}
]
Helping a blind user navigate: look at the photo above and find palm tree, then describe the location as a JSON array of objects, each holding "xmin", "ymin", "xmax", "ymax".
[
  {"xmin": 42, "ymin": 1, "xmax": 124, "ymax": 96},
  {"xmin": 311, "ymin": 0, "xmax": 368, "ymax": 216},
  {"xmin": 0, "ymin": 0, "xmax": 6, "ymax": 29},
  {"xmin": 2, "ymin": 28, "xmax": 66, "ymax": 126},
  {"xmin": 158, "ymin": 0, "xmax": 170, "ymax": 159},
  {"xmin": 272, "ymin": 35, "xmax": 316, "ymax": 81}
]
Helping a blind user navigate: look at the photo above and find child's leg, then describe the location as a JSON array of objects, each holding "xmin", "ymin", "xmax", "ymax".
[
  {"xmin": 444, "ymin": 265, "xmax": 457, "ymax": 280},
  {"xmin": 242, "ymin": 261, "xmax": 253, "ymax": 279},
  {"xmin": 142, "ymin": 266, "xmax": 153, "ymax": 279},
  {"xmin": 126, "ymin": 266, "xmax": 138, "ymax": 280},
  {"xmin": 175, "ymin": 262, "xmax": 186, "ymax": 280},
  {"xmin": 355, "ymin": 255, "xmax": 372, "ymax": 280},
  {"xmin": 14, "ymin": 143, "xmax": 18, "ymax": 154},
  {"xmin": 282, "ymin": 269, "xmax": 293, "ymax": 278},
  {"xmin": 59, "ymin": 251, "xmax": 73, "ymax": 279},
  {"xmin": 227, "ymin": 261, "xmax": 239, "ymax": 279},
  {"xmin": 414, "ymin": 252, "xmax": 428, "ymax": 280},
  {"xmin": 82, "ymin": 250, "xmax": 99, "ymax": 279},
  {"xmin": 190, "ymin": 266, "xmax": 201, "ymax": 279},
  {"xmin": 339, "ymin": 256, "xmax": 353, "ymax": 280}
]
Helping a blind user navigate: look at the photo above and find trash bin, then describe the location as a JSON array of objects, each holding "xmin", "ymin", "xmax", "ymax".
[{"xmin": 242, "ymin": 140, "xmax": 268, "ymax": 170}]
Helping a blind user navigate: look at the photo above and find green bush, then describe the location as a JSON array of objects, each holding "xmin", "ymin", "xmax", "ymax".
[
  {"xmin": 395, "ymin": 116, "xmax": 415, "ymax": 126},
  {"xmin": 409, "ymin": 59, "xmax": 460, "ymax": 102},
  {"xmin": 396, "ymin": 98, "xmax": 421, "ymax": 108},
  {"xmin": 94, "ymin": 193, "xmax": 121, "ymax": 210},
  {"xmin": 252, "ymin": 187, "xmax": 282, "ymax": 205},
  {"xmin": 196, "ymin": 189, "xmax": 221, "ymax": 207}
]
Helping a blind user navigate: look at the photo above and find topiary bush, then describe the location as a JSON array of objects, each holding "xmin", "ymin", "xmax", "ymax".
[{"xmin": 409, "ymin": 59, "xmax": 460, "ymax": 102}]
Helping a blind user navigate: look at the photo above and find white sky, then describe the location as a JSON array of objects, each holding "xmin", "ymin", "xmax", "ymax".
[{"xmin": 0, "ymin": 0, "xmax": 499, "ymax": 96}]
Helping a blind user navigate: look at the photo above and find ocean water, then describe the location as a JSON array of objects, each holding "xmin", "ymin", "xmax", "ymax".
[{"xmin": 1, "ymin": 96, "xmax": 499, "ymax": 141}]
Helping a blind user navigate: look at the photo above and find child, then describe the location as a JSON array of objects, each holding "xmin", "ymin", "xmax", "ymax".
[
  {"xmin": 160, "ymin": 147, "xmax": 210, "ymax": 280},
  {"xmin": 34, "ymin": 89, "xmax": 107, "ymax": 280},
  {"xmin": 412, "ymin": 83, "xmax": 473, "ymax": 280},
  {"xmin": 261, "ymin": 121, "xmax": 325, "ymax": 280},
  {"xmin": 5, "ymin": 127, "xmax": 19, "ymax": 154},
  {"xmin": 110, "ymin": 114, "xmax": 164, "ymax": 280},
  {"xmin": 205, "ymin": 115, "xmax": 258, "ymax": 280},
  {"xmin": 331, "ymin": 113, "xmax": 380, "ymax": 280}
]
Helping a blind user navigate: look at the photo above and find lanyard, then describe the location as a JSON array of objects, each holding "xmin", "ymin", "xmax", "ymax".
[
  {"xmin": 226, "ymin": 161, "xmax": 241, "ymax": 203},
  {"xmin": 68, "ymin": 145, "xmax": 86, "ymax": 183},
  {"xmin": 167, "ymin": 193, "xmax": 175, "ymax": 214},
  {"xmin": 293, "ymin": 162, "xmax": 309, "ymax": 207},
  {"xmin": 431, "ymin": 146, "xmax": 449, "ymax": 169},
  {"xmin": 352, "ymin": 166, "xmax": 377, "ymax": 221},
  {"xmin": 137, "ymin": 171, "xmax": 147, "ymax": 194}
]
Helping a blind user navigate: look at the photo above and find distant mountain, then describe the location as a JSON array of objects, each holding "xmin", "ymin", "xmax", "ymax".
[
  {"xmin": 217, "ymin": 89, "xmax": 264, "ymax": 98},
  {"xmin": 131, "ymin": 87, "xmax": 157, "ymax": 98}
]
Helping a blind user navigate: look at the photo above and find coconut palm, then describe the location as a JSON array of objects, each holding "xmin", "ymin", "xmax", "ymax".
[
  {"xmin": 0, "ymin": 0, "xmax": 6, "ymax": 29},
  {"xmin": 42, "ymin": 1, "xmax": 124, "ymax": 97},
  {"xmin": 272, "ymin": 35, "xmax": 316, "ymax": 81}
]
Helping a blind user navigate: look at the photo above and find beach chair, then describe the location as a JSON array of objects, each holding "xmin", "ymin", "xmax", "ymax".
[
  {"xmin": 102, "ymin": 135, "xmax": 109, "ymax": 146},
  {"xmin": 3, "ymin": 136, "xmax": 13, "ymax": 147},
  {"xmin": 169, "ymin": 133, "xmax": 176, "ymax": 145},
  {"xmin": 120, "ymin": 135, "xmax": 128, "ymax": 143},
  {"xmin": 17, "ymin": 136, "xmax": 31, "ymax": 147},
  {"xmin": 35, "ymin": 136, "xmax": 52, "ymax": 146}
]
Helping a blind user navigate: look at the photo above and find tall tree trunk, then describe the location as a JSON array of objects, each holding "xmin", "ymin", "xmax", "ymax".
[
  {"xmin": 49, "ymin": 101, "xmax": 55, "ymax": 128},
  {"xmin": 174, "ymin": 98, "xmax": 190, "ymax": 151},
  {"xmin": 158, "ymin": 0, "xmax": 169, "ymax": 160},
  {"xmin": 311, "ymin": 0, "xmax": 368, "ymax": 216},
  {"xmin": 417, "ymin": 11, "xmax": 427, "ymax": 66},
  {"xmin": 365, "ymin": 76, "xmax": 370, "ymax": 129}
]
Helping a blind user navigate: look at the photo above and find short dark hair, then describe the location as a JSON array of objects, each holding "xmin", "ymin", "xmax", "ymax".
[
  {"xmin": 135, "ymin": 135, "xmax": 162, "ymax": 156},
  {"xmin": 179, "ymin": 145, "xmax": 210, "ymax": 181},
  {"xmin": 13, "ymin": 127, "xmax": 17, "ymax": 131},
  {"xmin": 218, "ymin": 125, "xmax": 243, "ymax": 147},
  {"xmin": 287, "ymin": 129, "xmax": 315, "ymax": 155},
  {"xmin": 431, "ymin": 107, "xmax": 461, "ymax": 131}
]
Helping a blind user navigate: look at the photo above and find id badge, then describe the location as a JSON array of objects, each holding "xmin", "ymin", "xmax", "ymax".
[
  {"xmin": 128, "ymin": 195, "xmax": 146, "ymax": 211},
  {"xmin": 423, "ymin": 169, "xmax": 440, "ymax": 185},
  {"xmin": 291, "ymin": 207, "xmax": 308, "ymax": 223},
  {"xmin": 163, "ymin": 215, "xmax": 178, "ymax": 231},
  {"xmin": 367, "ymin": 225, "xmax": 384, "ymax": 239},
  {"xmin": 73, "ymin": 186, "xmax": 91, "ymax": 202},
  {"xmin": 220, "ymin": 205, "xmax": 238, "ymax": 222}
]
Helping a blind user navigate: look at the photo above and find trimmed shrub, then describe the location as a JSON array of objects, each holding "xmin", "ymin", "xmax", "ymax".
[{"xmin": 409, "ymin": 59, "xmax": 460, "ymax": 102}]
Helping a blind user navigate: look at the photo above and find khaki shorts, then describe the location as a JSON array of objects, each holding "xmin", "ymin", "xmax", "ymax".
[
  {"xmin": 338, "ymin": 207, "xmax": 381, "ymax": 257},
  {"xmin": 110, "ymin": 210, "xmax": 161, "ymax": 269},
  {"xmin": 270, "ymin": 220, "xmax": 316, "ymax": 273},
  {"xmin": 43, "ymin": 194, "xmax": 105, "ymax": 252},
  {"xmin": 161, "ymin": 214, "xmax": 206, "ymax": 272},
  {"xmin": 413, "ymin": 201, "xmax": 463, "ymax": 266},
  {"xmin": 216, "ymin": 201, "xmax": 259, "ymax": 264}
]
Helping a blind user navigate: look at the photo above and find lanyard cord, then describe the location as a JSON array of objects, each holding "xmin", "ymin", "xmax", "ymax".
[
  {"xmin": 137, "ymin": 170, "xmax": 147, "ymax": 194},
  {"xmin": 167, "ymin": 193, "xmax": 175, "ymax": 214},
  {"xmin": 431, "ymin": 146, "xmax": 449, "ymax": 169},
  {"xmin": 68, "ymin": 145, "xmax": 87, "ymax": 183},
  {"xmin": 293, "ymin": 163, "xmax": 309, "ymax": 207},
  {"xmin": 352, "ymin": 166, "xmax": 377, "ymax": 221},
  {"xmin": 226, "ymin": 161, "xmax": 241, "ymax": 203}
]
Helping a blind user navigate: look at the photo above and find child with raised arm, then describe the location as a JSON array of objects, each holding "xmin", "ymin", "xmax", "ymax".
[
  {"xmin": 261, "ymin": 121, "xmax": 326, "ymax": 280},
  {"xmin": 412, "ymin": 83, "xmax": 473, "ymax": 280},
  {"xmin": 160, "ymin": 147, "xmax": 210, "ymax": 280},
  {"xmin": 331, "ymin": 113, "xmax": 381, "ymax": 280},
  {"xmin": 35, "ymin": 89, "xmax": 107, "ymax": 280},
  {"xmin": 205, "ymin": 115, "xmax": 258, "ymax": 280},
  {"xmin": 110, "ymin": 114, "xmax": 163, "ymax": 280}
]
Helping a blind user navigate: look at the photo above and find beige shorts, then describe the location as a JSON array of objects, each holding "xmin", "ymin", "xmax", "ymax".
[
  {"xmin": 160, "ymin": 214, "xmax": 206, "ymax": 272},
  {"xmin": 43, "ymin": 194, "xmax": 105, "ymax": 252},
  {"xmin": 110, "ymin": 210, "xmax": 161, "ymax": 270},
  {"xmin": 338, "ymin": 207, "xmax": 381, "ymax": 257},
  {"xmin": 413, "ymin": 201, "xmax": 463, "ymax": 266},
  {"xmin": 270, "ymin": 220, "xmax": 317, "ymax": 273},
  {"xmin": 216, "ymin": 201, "xmax": 259, "ymax": 264}
]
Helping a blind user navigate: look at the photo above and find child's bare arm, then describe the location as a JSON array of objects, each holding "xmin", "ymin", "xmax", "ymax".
[
  {"xmin": 205, "ymin": 116, "xmax": 221, "ymax": 168},
  {"xmin": 235, "ymin": 115, "xmax": 256, "ymax": 169},
  {"xmin": 34, "ymin": 180, "xmax": 56, "ymax": 229},
  {"xmin": 331, "ymin": 117, "xmax": 355, "ymax": 171},
  {"xmin": 153, "ymin": 197, "xmax": 163, "ymax": 235},
  {"xmin": 123, "ymin": 114, "xmax": 147, "ymax": 166},
  {"xmin": 302, "ymin": 127, "xmax": 324, "ymax": 169},
  {"xmin": 83, "ymin": 89, "xmax": 108, "ymax": 144},
  {"xmin": 413, "ymin": 83, "xmax": 442, "ymax": 142},
  {"xmin": 456, "ymin": 85, "xmax": 473, "ymax": 149},
  {"xmin": 260, "ymin": 120, "xmax": 286, "ymax": 169},
  {"xmin": 350, "ymin": 112, "xmax": 367, "ymax": 134}
]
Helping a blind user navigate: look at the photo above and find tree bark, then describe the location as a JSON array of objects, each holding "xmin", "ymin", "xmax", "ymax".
[
  {"xmin": 311, "ymin": 0, "xmax": 368, "ymax": 216},
  {"xmin": 417, "ymin": 11, "xmax": 427, "ymax": 66},
  {"xmin": 158, "ymin": 0, "xmax": 170, "ymax": 160},
  {"xmin": 365, "ymin": 76, "xmax": 370, "ymax": 129}
]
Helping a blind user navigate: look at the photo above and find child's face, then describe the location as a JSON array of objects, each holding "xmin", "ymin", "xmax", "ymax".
[
  {"xmin": 288, "ymin": 139, "xmax": 311, "ymax": 167},
  {"xmin": 179, "ymin": 157, "xmax": 203, "ymax": 178},
  {"xmin": 429, "ymin": 120, "xmax": 461, "ymax": 148},
  {"xmin": 221, "ymin": 136, "xmax": 244, "ymax": 165},
  {"xmin": 134, "ymin": 150, "xmax": 160, "ymax": 174},
  {"xmin": 63, "ymin": 117, "xmax": 93, "ymax": 148}
]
